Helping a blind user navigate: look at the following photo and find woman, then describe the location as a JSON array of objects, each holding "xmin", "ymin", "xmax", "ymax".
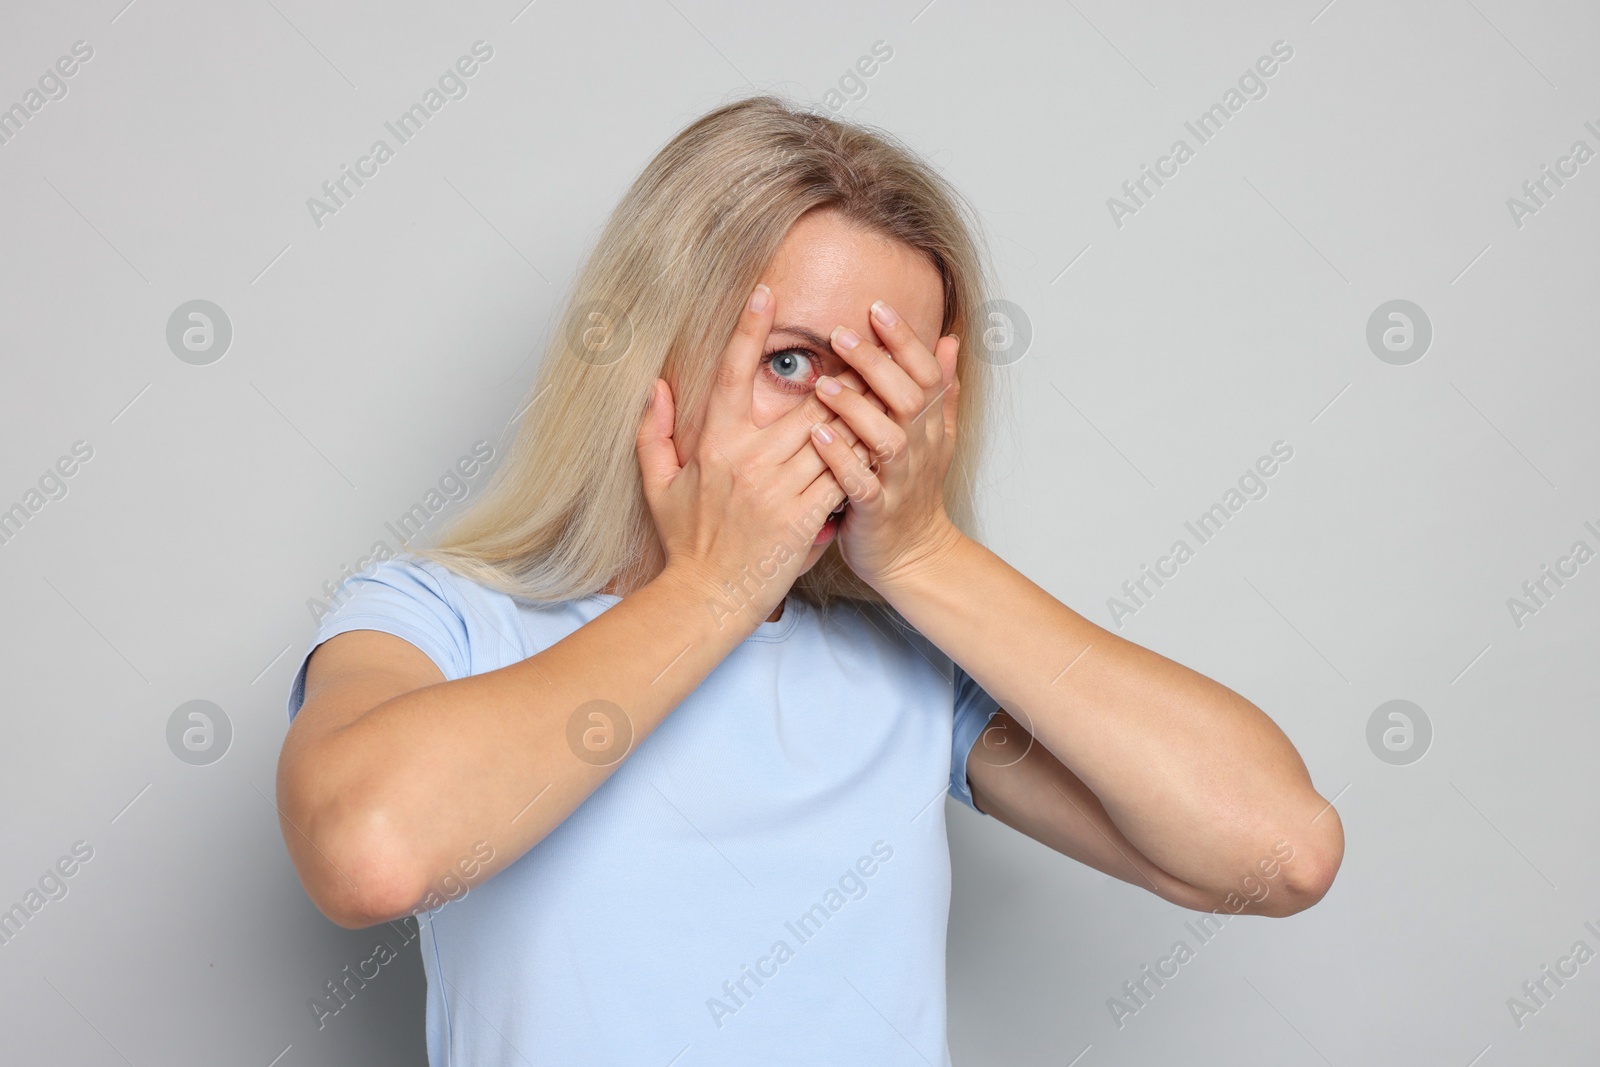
[{"xmin": 277, "ymin": 95, "xmax": 1343, "ymax": 1065}]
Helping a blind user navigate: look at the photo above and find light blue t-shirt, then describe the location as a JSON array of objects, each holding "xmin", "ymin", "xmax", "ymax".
[{"xmin": 286, "ymin": 554, "xmax": 1002, "ymax": 1066}]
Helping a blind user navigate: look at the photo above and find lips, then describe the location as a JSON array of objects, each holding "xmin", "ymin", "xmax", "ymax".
[{"xmin": 815, "ymin": 501, "xmax": 846, "ymax": 545}]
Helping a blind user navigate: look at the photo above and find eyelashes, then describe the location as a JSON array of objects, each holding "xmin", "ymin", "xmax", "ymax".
[{"xmin": 759, "ymin": 347, "xmax": 824, "ymax": 393}]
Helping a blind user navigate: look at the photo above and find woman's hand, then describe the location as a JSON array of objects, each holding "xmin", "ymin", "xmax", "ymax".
[
  {"xmin": 634, "ymin": 284, "xmax": 876, "ymax": 628},
  {"xmin": 806, "ymin": 299, "xmax": 965, "ymax": 592}
]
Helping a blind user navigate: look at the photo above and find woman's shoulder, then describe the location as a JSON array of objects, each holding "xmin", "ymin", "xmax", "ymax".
[
  {"xmin": 310, "ymin": 551, "xmax": 539, "ymax": 652},
  {"xmin": 338, "ymin": 551, "xmax": 498, "ymax": 609},
  {"xmin": 307, "ymin": 552, "xmax": 588, "ymax": 674}
]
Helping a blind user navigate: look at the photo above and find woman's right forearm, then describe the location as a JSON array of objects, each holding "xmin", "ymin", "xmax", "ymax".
[
  {"xmin": 287, "ymin": 285, "xmax": 857, "ymax": 927},
  {"xmin": 290, "ymin": 563, "xmax": 752, "ymax": 926}
]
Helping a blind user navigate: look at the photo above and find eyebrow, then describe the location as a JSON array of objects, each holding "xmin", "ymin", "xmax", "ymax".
[{"xmin": 770, "ymin": 324, "xmax": 835, "ymax": 351}]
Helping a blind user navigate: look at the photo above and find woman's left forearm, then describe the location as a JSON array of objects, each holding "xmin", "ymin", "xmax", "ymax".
[{"xmin": 877, "ymin": 524, "xmax": 1344, "ymax": 904}]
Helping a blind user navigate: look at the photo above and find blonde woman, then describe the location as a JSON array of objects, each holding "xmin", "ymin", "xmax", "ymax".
[{"xmin": 276, "ymin": 95, "xmax": 1343, "ymax": 1064}]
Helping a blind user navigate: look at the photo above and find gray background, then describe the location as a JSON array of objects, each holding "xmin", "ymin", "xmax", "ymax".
[{"xmin": 2, "ymin": 0, "xmax": 1596, "ymax": 1063}]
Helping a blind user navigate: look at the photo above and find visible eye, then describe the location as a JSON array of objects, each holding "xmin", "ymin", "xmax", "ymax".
[{"xmin": 760, "ymin": 348, "xmax": 819, "ymax": 392}]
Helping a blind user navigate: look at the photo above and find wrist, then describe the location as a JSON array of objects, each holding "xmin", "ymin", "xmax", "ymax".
[
  {"xmin": 652, "ymin": 560, "xmax": 781, "ymax": 636},
  {"xmin": 868, "ymin": 517, "xmax": 969, "ymax": 601},
  {"xmin": 650, "ymin": 559, "xmax": 722, "ymax": 612}
]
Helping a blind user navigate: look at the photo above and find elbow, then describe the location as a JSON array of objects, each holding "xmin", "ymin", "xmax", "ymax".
[
  {"xmin": 278, "ymin": 771, "xmax": 423, "ymax": 929},
  {"xmin": 1262, "ymin": 862, "xmax": 1334, "ymax": 917},
  {"xmin": 1269, "ymin": 808, "xmax": 1345, "ymax": 917},
  {"xmin": 1168, "ymin": 808, "xmax": 1345, "ymax": 919},
  {"xmin": 317, "ymin": 807, "xmax": 425, "ymax": 929}
]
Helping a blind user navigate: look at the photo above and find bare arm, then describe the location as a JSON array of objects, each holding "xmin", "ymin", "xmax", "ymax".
[
  {"xmin": 275, "ymin": 282, "xmax": 860, "ymax": 929},
  {"xmin": 905, "ymin": 533, "xmax": 1344, "ymax": 915},
  {"xmin": 276, "ymin": 569, "xmax": 749, "ymax": 929},
  {"xmin": 966, "ymin": 713, "xmax": 1328, "ymax": 918},
  {"xmin": 802, "ymin": 298, "xmax": 1344, "ymax": 915}
]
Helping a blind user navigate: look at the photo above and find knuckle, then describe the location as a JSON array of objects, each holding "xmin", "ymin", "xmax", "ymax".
[
  {"xmin": 841, "ymin": 467, "xmax": 876, "ymax": 500},
  {"xmin": 695, "ymin": 436, "xmax": 724, "ymax": 466}
]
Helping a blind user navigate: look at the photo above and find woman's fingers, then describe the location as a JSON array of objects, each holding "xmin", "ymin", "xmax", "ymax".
[
  {"xmin": 830, "ymin": 323, "xmax": 925, "ymax": 420},
  {"xmin": 634, "ymin": 379, "xmax": 682, "ymax": 509},
  {"xmin": 775, "ymin": 406, "xmax": 872, "ymax": 494},
  {"xmin": 703, "ymin": 283, "xmax": 775, "ymax": 438},
  {"xmin": 833, "ymin": 367, "xmax": 880, "ymax": 402},
  {"xmin": 838, "ymin": 368, "xmax": 890, "ymax": 416},
  {"xmin": 764, "ymin": 367, "xmax": 879, "ymax": 462},
  {"xmin": 935, "ymin": 335, "xmax": 962, "ymax": 441},
  {"xmin": 814, "ymin": 375, "xmax": 906, "ymax": 470},
  {"xmin": 801, "ymin": 468, "xmax": 848, "ymax": 528},
  {"xmin": 867, "ymin": 300, "xmax": 944, "ymax": 391},
  {"xmin": 809, "ymin": 418, "xmax": 882, "ymax": 508}
]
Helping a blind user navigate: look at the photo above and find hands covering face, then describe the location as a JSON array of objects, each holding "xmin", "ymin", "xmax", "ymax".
[
  {"xmin": 636, "ymin": 285, "xmax": 963, "ymax": 623},
  {"xmin": 804, "ymin": 298, "xmax": 964, "ymax": 590}
]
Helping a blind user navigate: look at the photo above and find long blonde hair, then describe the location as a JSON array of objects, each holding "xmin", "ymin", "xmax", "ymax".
[{"xmin": 416, "ymin": 93, "xmax": 1003, "ymax": 608}]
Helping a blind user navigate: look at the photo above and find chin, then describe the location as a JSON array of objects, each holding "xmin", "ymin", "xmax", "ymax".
[{"xmin": 795, "ymin": 536, "xmax": 844, "ymax": 581}]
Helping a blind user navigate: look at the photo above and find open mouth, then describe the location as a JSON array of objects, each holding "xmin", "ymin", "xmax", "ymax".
[{"xmin": 816, "ymin": 501, "xmax": 847, "ymax": 544}]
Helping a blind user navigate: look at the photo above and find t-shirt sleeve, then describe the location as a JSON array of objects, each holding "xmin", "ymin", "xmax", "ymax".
[
  {"xmin": 285, "ymin": 556, "xmax": 471, "ymax": 724},
  {"xmin": 948, "ymin": 662, "xmax": 1004, "ymax": 812}
]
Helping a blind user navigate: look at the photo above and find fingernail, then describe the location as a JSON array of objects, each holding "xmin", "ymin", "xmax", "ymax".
[
  {"xmin": 748, "ymin": 284, "xmax": 770, "ymax": 313},
  {"xmin": 831, "ymin": 326, "xmax": 859, "ymax": 350},
  {"xmin": 811, "ymin": 422, "xmax": 834, "ymax": 444},
  {"xmin": 816, "ymin": 375, "xmax": 842, "ymax": 395},
  {"xmin": 870, "ymin": 300, "xmax": 898, "ymax": 327}
]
